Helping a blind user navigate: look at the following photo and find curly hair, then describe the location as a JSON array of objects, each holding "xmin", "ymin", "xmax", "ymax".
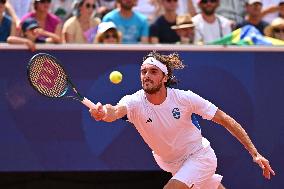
[{"xmin": 143, "ymin": 51, "xmax": 185, "ymax": 87}]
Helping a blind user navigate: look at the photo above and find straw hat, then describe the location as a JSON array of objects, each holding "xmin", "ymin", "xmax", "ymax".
[
  {"xmin": 171, "ymin": 14, "xmax": 195, "ymax": 30},
  {"xmin": 264, "ymin": 17, "xmax": 284, "ymax": 37}
]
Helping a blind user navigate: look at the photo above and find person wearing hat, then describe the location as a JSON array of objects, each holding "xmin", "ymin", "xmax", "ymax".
[
  {"xmin": 236, "ymin": 0, "xmax": 269, "ymax": 34},
  {"xmin": 7, "ymin": 18, "xmax": 61, "ymax": 51},
  {"xmin": 264, "ymin": 17, "xmax": 284, "ymax": 40},
  {"xmin": 171, "ymin": 14, "xmax": 195, "ymax": 44},
  {"xmin": 94, "ymin": 21, "xmax": 122, "ymax": 43}
]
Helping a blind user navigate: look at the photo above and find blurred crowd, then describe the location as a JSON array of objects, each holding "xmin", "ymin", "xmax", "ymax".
[{"xmin": 0, "ymin": 0, "xmax": 284, "ymax": 50}]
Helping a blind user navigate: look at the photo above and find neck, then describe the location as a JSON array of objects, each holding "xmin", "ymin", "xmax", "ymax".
[
  {"xmin": 246, "ymin": 15, "xmax": 261, "ymax": 25},
  {"xmin": 145, "ymin": 87, "xmax": 167, "ymax": 105},
  {"xmin": 201, "ymin": 13, "xmax": 216, "ymax": 23},
  {"xmin": 164, "ymin": 12, "xmax": 177, "ymax": 23},
  {"xmin": 120, "ymin": 8, "xmax": 133, "ymax": 18},
  {"xmin": 79, "ymin": 15, "xmax": 89, "ymax": 23},
  {"xmin": 35, "ymin": 11, "xmax": 47, "ymax": 20}
]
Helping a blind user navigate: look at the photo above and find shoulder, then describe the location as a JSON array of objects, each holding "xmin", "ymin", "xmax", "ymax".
[
  {"xmin": 169, "ymin": 88, "xmax": 195, "ymax": 99},
  {"xmin": 20, "ymin": 12, "xmax": 34, "ymax": 23},
  {"xmin": 133, "ymin": 11, "xmax": 148, "ymax": 22},
  {"xmin": 216, "ymin": 15, "xmax": 232, "ymax": 27},
  {"xmin": 192, "ymin": 14, "xmax": 202, "ymax": 22},
  {"xmin": 91, "ymin": 17, "xmax": 101, "ymax": 26},
  {"xmin": 47, "ymin": 13, "xmax": 61, "ymax": 24},
  {"xmin": 119, "ymin": 90, "xmax": 144, "ymax": 105},
  {"xmin": 103, "ymin": 9, "xmax": 120, "ymax": 21},
  {"xmin": 3, "ymin": 14, "xmax": 12, "ymax": 24},
  {"xmin": 151, "ymin": 16, "xmax": 165, "ymax": 26},
  {"xmin": 63, "ymin": 16, "xmax": 77, "ymax": 27}
]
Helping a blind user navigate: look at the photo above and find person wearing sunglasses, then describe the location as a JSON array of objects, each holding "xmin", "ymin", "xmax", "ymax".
[
  {"xmin": 0, "ymin": 0, "xmax": 16, "ymax": 42},
  {"xmin": 94, "ymin": 21, "xmax": 122, "ymax": 43},
  {"xmin": 192, "ymin": 0, "xmax": 232, "ymax": 44},
  {"xmin": 63, "ymin": 0, "xmax": 101, "ymax": 43},
  {"xmin": 20, "ymin": 0, "xmax": 62, "ymax": 43},
  {"xmin": 264, "ymin": 17, "xmax": 284, "ymax": 40}
]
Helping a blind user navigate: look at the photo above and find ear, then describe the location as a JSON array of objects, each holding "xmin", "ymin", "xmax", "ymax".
[{"xmin": 162, "ymin": 75, "xmax": 168, "ymax": 83}]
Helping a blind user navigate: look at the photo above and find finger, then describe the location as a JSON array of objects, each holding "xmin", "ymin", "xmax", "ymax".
[
  {"xmin": 263, "ymin": 161, "xmax": 276, "ymax": 176},
  {"xmin": 263, "ymin": 168, "xmax": 270, "ymax": 179},
  {"xmin": 256, "ymin": 159, "xmax": 265, "ymax": 169}
]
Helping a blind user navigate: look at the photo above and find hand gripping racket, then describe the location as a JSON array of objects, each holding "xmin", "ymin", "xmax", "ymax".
[{"xmin": 27, "ymin": 53, "xmax": 96, "ymax": 109}]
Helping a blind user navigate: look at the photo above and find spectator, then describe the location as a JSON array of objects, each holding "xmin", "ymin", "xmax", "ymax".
[
  {"xmin": 261, "ymin": 0, "xmax": 281, "ymax": 23},
  {"xmin": 236, "ymin": 0, "xmax": 269, "ymax": 35},
  {"xmin": 171, "ymin": 14, "xmax": 195, "ymax": 44},
  {"xmin": 192, "ymin": 0, "xmax": 232, "ymax": 44},
  {"xmin": 21, "ymin": 0, "xmax": 62, "ymax": 43},
  {"xmin": 7, "ymin": 18, "xmax": 60, "ymax": 51},
  {"xmin": 95, "ymin": 0, "xmax": 117, "ymax": 19},
  {"xmin": 280, "ymin": 0, "xmax": 284, "ymax": 18},
  {"xmin": 264, "ymin": 17, "xmax": 284, "ymax": 40},
  {"xmin": 149, "ymin": 0, "xmax": 180, "ymax": 44},
  {"xmin": 50, "ymin": 0, "xmax": 73, "ymax": 21},
  {"xmin": 0, "ymin": 0, "xmax": 16, "ymax": 42},
  {"xmin": 5, "ymin": 0, "xmax": 32, "ymax": 25},
  {"xmin": 94, "ymin": 21, "xmax": 122, "ymax": 43},
  {"xmin": 102, "ymin": 0, "xmax": 149, "ymax": 43},
  {"xmin": 177, "ymin": 0, "xmax": 198, "ymax": 16},
  {"xmin": 63, "ymin": 0, "xmax": 101, "ymax": 43},
  {"xmin": 216, "ymin": 0, "xmax": 246, "ymax": 24},
  {"xmin": 133, "ymin": 0, "xmax": 163, "ymax": 23}
]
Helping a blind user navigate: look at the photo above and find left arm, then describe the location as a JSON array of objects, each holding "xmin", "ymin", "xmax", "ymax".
[{"xmin": 212, "ymin": 109, "xmax": 275, "ymax": 179}]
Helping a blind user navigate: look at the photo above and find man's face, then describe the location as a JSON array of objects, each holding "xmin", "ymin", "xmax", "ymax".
[
  {"xmin": 176, "ymin": 27, "xmax": 195, "ymax": 43},
  {"xmin": 0, "ymin": 0, "xmax": 6, "ymax": 13},
  {"xmin": 120, "ymin": 0, "xmax": 135, "ymax": 10},
  {"xmin": 162, "ymin": 0, "xmax": 178, "ymax": 12},
  {"xmin": 140, "ymin": 64, "xmax": 167, "ymax": 94},
  {"xmin": 198, "ymin": 0, "xmax": 219, "ymax": 16},
  {"xmin": 246, "ymin": 2, "xmax": 262, "ymax": 17}
]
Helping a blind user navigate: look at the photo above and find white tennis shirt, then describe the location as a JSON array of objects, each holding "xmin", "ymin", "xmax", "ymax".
[{"xmin": 119, "ymin": 88, "xmax": 218, "ymax": 162}]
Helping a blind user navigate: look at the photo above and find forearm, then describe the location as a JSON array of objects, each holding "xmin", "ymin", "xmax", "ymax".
[
  {"xmin": 102, "ymin": 104, "xmax": 127, "ymax": 122},
  {"xmin": 224, "ymin": 116, "xmax": 258, "ymax": 157},
  {"xmin": 213, "ymin": 110, "xmax": 258, "ymax": 158}
]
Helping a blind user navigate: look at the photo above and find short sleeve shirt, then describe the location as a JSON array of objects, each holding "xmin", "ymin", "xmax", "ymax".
[
  {"xmin": 102, "ymin": 9, "xmax": 149, "ymax": 43},
  {"xmin": 119, "ymin": 88, "xmax": 218, "ymax": 162}
]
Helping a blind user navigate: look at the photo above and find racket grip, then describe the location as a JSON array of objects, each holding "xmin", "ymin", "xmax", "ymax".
[{"xmin": 81, "ymin": 97, "xmax": 96, "ymax": 109}]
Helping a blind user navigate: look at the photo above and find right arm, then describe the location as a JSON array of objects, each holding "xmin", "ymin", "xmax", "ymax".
[{"xmin": 89, "ymin": 102, "xmax": 127, "ymax": 122}]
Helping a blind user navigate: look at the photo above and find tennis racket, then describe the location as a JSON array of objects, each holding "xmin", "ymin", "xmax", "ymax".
[{"xmin": 27, "ymin": 53, "xmax": 96, "ymax": 109}]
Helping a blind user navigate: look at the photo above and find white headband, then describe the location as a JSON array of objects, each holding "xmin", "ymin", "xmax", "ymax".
[{"xmin": 142, "ymin": 57, "xmax": 168, "ymax": 75}]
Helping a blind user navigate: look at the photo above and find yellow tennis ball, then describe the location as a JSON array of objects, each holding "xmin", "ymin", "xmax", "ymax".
[{"xmin": 109, "ymin": 71, "xmax": 123, "ymax": 84}]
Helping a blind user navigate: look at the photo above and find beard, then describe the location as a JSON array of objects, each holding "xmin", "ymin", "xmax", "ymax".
[
  {"xmin": 201, "ymin": 7, "xmax": 216, "ymax": 16},
  {"xmin": 142, "ymin": 79, "xmax": 163, "ymax": 95}
]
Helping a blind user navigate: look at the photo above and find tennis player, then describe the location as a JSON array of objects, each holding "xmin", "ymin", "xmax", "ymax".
[{"xmin": 89, "ymin": 51, "xmax": 275, "ymax": 189}]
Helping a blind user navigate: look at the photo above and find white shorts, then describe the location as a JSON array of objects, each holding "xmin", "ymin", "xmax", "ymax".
[{"xmin": 153, "ymin": 146, "xmax": 223, "ymax": 189}]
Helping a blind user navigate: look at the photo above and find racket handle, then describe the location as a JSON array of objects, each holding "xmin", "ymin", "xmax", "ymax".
[{"xmin": 81, "ymin": 97, "xmax": 96, "ymax": 109}]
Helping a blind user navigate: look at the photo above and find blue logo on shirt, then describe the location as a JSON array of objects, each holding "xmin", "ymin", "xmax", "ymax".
[{"xmin": 172, "ymin": 108, "xmax": 181, "ymax": 119}]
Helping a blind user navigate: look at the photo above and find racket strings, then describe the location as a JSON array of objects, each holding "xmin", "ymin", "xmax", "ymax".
[{"xmin": 28, "ymin": 55, "xmax": 68, "ymax": 98}]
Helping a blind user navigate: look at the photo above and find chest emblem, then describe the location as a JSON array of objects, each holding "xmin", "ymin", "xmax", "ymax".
[{"xmin": 172, "ymin": 108, "xmax": 181, "ymax": 119}]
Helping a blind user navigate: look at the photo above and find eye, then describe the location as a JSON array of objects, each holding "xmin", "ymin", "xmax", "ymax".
[{"xmin": 141, "ymin": 70, "xmax": 147, "ymax": 75}]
